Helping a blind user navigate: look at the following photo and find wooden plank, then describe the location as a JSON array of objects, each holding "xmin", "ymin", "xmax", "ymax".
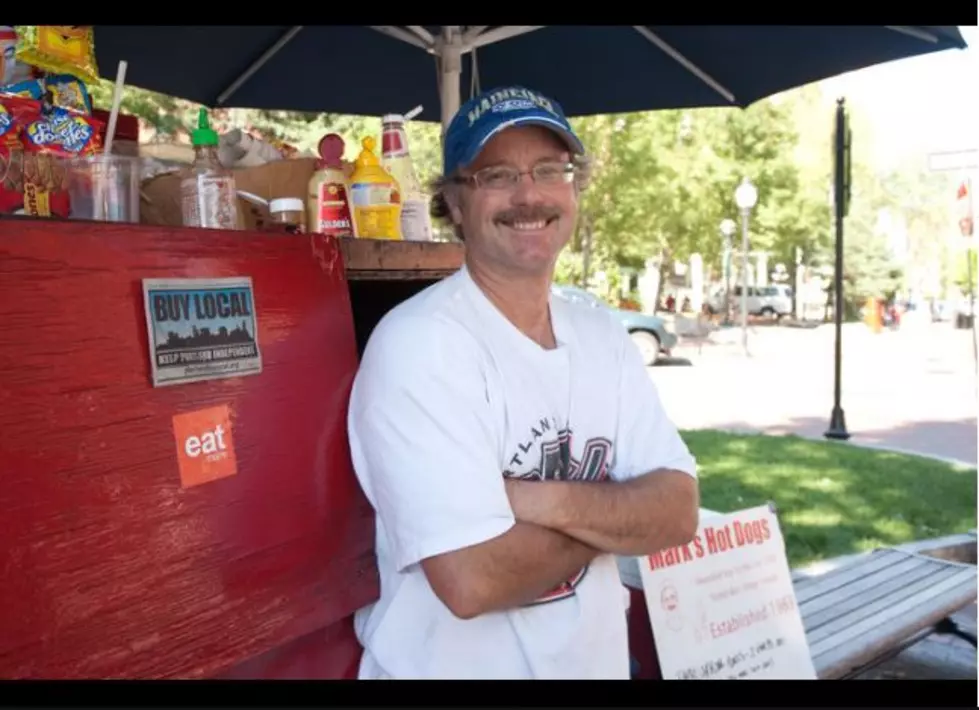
[
  {"xmin": 810, "ymin": 567, "xmax": 976, "ymax": 657},
  {"xmin": 812, "ymin": 573, "xmax": 977, "ymax": 679},
  {"xmin": 339, "ymin": 238, "xmax": 464, "ymax": 280},
  {"xmin": 807, "ymin": 564, "xmax": 966, "ymax": 647},
  {"xmin": 794, "ymin": 550, "xmax": 907, "ymax": 604},
  {"xmin": 343, "ymin": 269, "xmax": 463, "ymax": 281},
  {"xmin": 803, "ymin": 563, "xmax": 960, "ymax": 634},
  {"xmin": 799, "ymin": 556, "xmax": 929, "ymax": 628}
]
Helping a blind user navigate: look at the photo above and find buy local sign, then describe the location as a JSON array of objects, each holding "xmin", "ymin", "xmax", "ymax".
[{"xmin": 639, "ymin": 504, "xmax": 817, "ymax": 680}]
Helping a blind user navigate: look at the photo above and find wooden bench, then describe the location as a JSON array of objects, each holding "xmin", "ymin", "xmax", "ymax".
[{"xmin": 795, "ymin": 547, "xmax": 978, "ymax": 679}]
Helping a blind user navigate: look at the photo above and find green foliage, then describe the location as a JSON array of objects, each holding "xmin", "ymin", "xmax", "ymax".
[{"xmin": 563, "ymin": 95, "xmax": 838, "ymax": 291}]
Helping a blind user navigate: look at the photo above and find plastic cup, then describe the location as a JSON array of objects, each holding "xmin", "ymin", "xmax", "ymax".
[{"xmin": 66, "ymin": 155, "xmax": 141, "ymax": 223}]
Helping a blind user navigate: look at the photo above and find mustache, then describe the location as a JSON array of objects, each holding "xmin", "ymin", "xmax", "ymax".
[{"xmin": 493, "ymin": 206, "xmax": 562, "ymax": 224}]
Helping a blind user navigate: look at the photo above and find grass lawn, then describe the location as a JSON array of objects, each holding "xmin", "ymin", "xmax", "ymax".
[{"xmin": 681, "ymin": 429, "xmax": 978, "ymax": 569}]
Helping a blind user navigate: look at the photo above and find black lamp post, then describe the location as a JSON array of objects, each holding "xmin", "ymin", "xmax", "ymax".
[{"xmin": 825, "ymin": 97, "xmax": 852, "ymax": 441}]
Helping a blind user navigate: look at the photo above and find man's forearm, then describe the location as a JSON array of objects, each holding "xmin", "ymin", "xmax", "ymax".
[
  {"xmin": 422, "ymin": 521, "xmax": 599, "ymax": 619},
  {"xmin": 507, "ymin": 470, "xmax": 699, "ymax": 556}
]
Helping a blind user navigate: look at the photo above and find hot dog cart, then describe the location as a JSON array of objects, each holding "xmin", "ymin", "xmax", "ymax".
[{"xmin": 0, "ymin": 214, "xmax": 464, "ymax": 678}]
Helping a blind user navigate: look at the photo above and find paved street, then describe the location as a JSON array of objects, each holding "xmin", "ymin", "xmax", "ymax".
[{"xmin": 653, "ymin": 319, "xmax": 977, "ymax": 466}]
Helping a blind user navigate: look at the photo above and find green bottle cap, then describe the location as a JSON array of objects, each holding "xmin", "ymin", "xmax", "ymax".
[{"xmin": 191, "ymin": 108, "xmax": 219, "ymax": 147}]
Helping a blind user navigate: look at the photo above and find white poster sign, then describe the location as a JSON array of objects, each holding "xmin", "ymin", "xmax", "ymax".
[{"xmin": 639, "ymin": 504, "xmax": 816, "ymax": 680}]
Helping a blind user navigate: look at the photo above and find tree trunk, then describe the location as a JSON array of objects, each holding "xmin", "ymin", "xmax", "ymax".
[{"xmin": 654, "ymin": 250, "xmax": 672, "ymax": 314}]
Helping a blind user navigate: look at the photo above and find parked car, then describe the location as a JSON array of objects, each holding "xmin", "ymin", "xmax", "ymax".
[
  {"xmin": 706, "ymin": 284, "xmax": 793, "ymax": 319},
  {"xmin": 551, "ymin": 284, "xmax": 677, "ymax": 365}
]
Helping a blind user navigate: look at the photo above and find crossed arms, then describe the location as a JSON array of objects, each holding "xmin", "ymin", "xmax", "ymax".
[
  {"xmin": 352, "ymin": 313, "xmax": 699, "ymax": 621},
  {"xmin": 420, "ymin": 330, "xmax": 701, "ymax": 620},
  {"xmin": 423, "ymin": 469, "xmax": 699, "ymax": 619}
]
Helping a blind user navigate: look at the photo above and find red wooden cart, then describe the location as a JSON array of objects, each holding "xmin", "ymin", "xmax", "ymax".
[{"xmin": 0, "ymin": 218, "xmax": 470, "ymax": 678}]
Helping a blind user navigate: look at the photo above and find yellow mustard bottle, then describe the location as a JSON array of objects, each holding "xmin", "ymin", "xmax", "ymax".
[{"xmin": 347, "ymin": 136, "xmax": 402, "ymax": 240}]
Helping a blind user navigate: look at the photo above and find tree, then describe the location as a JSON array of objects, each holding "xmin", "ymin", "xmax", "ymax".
[{"xmin": 564, "ymin": 94, "xmax": 828, "ymax": 305}]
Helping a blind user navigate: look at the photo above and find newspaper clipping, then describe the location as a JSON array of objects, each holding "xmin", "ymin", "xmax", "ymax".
[{"xmin": 142, "ymin": 277, "xmax": 263, "ymax": 387}]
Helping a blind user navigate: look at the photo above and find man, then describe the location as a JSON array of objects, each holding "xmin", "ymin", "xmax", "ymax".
[{"xmin": 347, "ymin": 86, "xmax": 699, "ymax": 680}]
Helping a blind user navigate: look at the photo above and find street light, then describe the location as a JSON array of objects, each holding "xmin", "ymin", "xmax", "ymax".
[
  {"xmin": 735, "ymin": 178, "xmax": 758, "ymax": 356},
  {"xmin": 719, "ymin": 218, "xmax": 736, "ymax": 324},
  {"xmin": 825, "ymin": 97, "xmax": 852, "ymax": 441}
]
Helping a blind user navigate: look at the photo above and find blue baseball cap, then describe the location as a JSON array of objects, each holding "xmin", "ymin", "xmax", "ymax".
[{"xmin": 442, "ymin": 86, "xmax": 585, "ymax": 176}]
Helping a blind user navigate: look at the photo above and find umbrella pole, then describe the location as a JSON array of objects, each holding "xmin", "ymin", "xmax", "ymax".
[{"xmin": 439, "ymin": 26, "xmax": 463, "ymax": 142}]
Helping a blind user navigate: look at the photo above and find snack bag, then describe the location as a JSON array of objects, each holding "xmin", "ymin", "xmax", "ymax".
[
  {"xmin": 15, "ymin": 26, "xmax": 100, "ymax": 85},
  {"xmin": 0, "ymin": 26, "xmax": 38, "ymax": 86},
  {"xmin": 0, "ymin": 95, "xmax": 39, "ymax": 185},
  {"xmin": 43, "ymin": 74, "xmax": 92, "ymax": 114},
  {"xmin": 0, "ymin": 77, "xmax": 43, "ymax": 100},
  {"xmin": 21, "ymin": 103, "xmax": 104, "ymax": 216},
  {"xmin": 0, "ymin": 95, "xmax": 41, "ymax": 212}
]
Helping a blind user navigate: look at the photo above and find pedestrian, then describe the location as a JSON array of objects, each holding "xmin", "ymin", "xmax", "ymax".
[{"xmin": 346, "ymin": 86, "xmax": 699, "ymax": 679}]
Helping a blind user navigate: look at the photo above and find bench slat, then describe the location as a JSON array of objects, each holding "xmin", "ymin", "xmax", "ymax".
[
  {"xmin": 810, "ymin": 568, "xmax": 975, "ymax": 657},
  {"xmin": 807, "ymin": 561, "xmax": 969, "ymax": 647},
  {"xmin": 803, "ymin": 563, "xmax": 962, "ymax": 635},
  {"xmin": 799, "ymin": 555, "xmax": 927, "ymax": 623},
  {"xmin": 794, "ymin": 549, "xmax": 908, "ymax": 604},
  {"xmin": 811, "ymin": 572, "xmax": 976, "ymax": 679}
]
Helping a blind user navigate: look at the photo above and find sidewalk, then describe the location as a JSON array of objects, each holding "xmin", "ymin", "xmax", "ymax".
[{"xmin": 654, "ymin": 322, "xmax": 978, "ymax": 465}]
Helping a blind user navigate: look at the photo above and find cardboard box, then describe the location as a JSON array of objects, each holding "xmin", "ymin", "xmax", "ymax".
[
  {"xmin": 92, "ymin": 107, "xmax": 140, "ymax": 158},
  {"xmin": 140, "ymin": 157, "xmax": 319, "ymax": 231}
]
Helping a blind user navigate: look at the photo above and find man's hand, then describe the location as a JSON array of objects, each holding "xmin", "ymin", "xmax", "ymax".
[
  {"xmin": 504, "ymin": 471, "xmax": 699, "ymax": 556},
  {"xmin": 421, "ymin": 521, "xmax": 600, "ymax": 620}
]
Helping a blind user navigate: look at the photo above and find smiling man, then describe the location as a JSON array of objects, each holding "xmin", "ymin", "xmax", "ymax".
[{"xmin": 346, "ymin": 86, "xmax": 699, "ymax": 679}]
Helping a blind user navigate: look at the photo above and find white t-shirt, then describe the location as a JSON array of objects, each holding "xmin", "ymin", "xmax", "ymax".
[{"xmin": 347, "ymin": 265, "xmax": 697, "ymax": 680}]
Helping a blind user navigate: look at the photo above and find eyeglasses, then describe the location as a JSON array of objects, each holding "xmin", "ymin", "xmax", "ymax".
[{"xmin": 453, "ymin": 161, "xmax": 578, "ymax": 190}]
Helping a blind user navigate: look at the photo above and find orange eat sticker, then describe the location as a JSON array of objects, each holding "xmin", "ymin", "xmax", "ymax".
[{"xmin": 172, "ymin": 404, "xmax": 238, "ymax": 488}]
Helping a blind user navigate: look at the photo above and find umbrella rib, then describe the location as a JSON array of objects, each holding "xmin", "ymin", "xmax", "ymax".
[
  {"xmin": 632, "ymin": 26, "xmax": 736, "ymax": 105},
  {"xmin": 462, "ymin": 26, "xmax": 490, "ymax": 44},
  {"xmin": 216, "ymin": 26, "xmax": 304, "ymax": 105},
  {"xmin": 406, "ymin": 26, "xmax": 436, "ymax": 46},
  {"xmin": 465, "ymin": 26, "xmax": 545, "ymax": 52},
  {"xmin": 884, "ymin": 26, "xmax": 939, "ymax": 43},
  {"xmin": 369, "ymin": 26, "xmax": 434, "ymax": 52}
]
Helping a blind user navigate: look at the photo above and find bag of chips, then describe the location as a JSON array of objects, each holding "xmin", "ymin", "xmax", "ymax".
[
  {"xmin": 0, "ymin": 77, "xmax": 43, "ymax": 100},
  {"xmin": 21, "ymin": 103, "xmax": 104, "ymax": 216},
  {"xmin": 0, "ymin": 95, "xmax": 40, "ymax": 192},
  {"xmin": 43, "ymin": 74, "xmax": 92, "ymax": 114},
  {"xmin": 15, "ymin": 26, "xmax": 100, "ymax": 85}
]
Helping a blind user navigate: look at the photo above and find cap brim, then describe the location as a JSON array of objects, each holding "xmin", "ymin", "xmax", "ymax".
[{"xmin": 457, "ymin": 116, "xmax": 585, "ymax": 170}]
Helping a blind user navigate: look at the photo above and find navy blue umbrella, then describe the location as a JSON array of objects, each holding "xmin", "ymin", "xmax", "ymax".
[{"xmin": 92, "ymin": 25, "xmax": 967, "ymax": 128}]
